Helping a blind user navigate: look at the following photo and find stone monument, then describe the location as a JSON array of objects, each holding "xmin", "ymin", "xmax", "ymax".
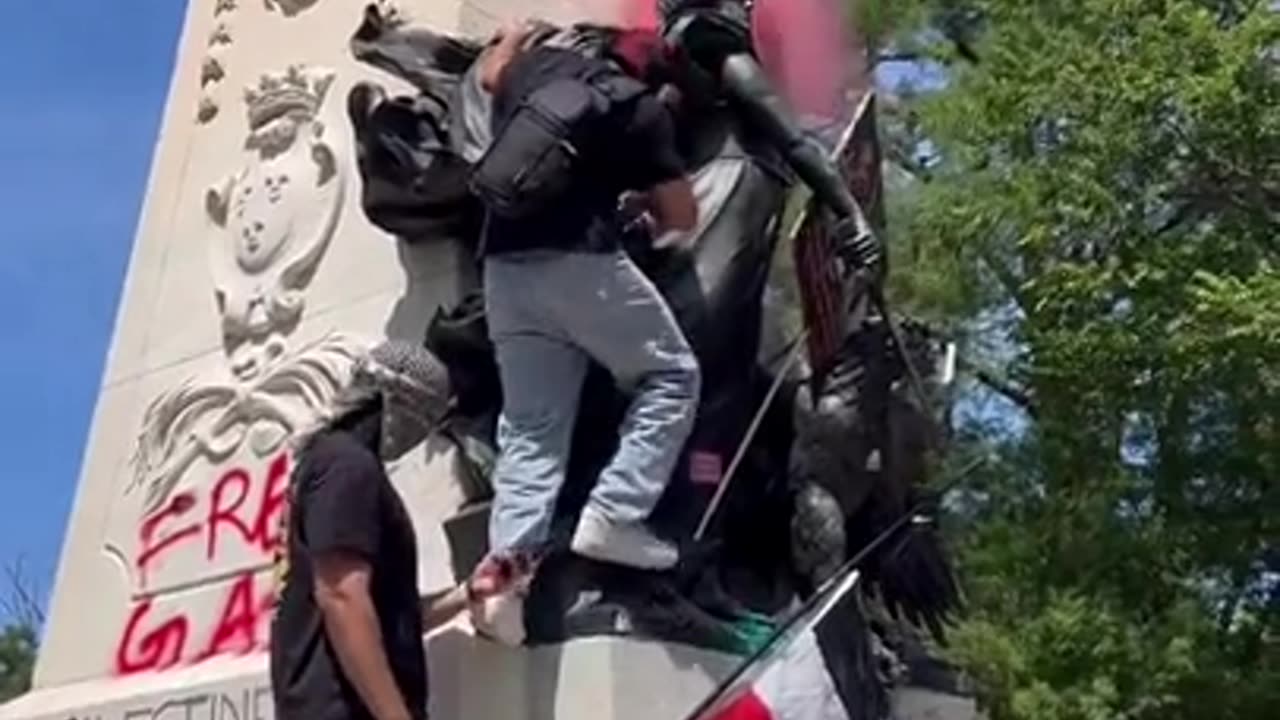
[{"xmin": 0, "ymin": 2, "xmax": 977, "ymax": 720}]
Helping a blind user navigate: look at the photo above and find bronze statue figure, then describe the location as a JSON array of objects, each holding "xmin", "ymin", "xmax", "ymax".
[{"xmin": 342, "ymin": 2, "xmax": 962, "ymax": 696}]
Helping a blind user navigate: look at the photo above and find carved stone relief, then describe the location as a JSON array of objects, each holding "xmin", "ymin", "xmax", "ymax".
[
  {"xmin": 197, "ymin": 1, "xmax": 240, "ymax": 123},
  {"xmin": 265, "ymin": 0, "xmax": 321, "ymax": 17},
  {"xmin": 128, "ymin": 64, "xmax": 354, "ymax": 517}
]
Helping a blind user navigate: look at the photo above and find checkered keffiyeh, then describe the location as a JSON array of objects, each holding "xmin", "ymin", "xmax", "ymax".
[{"xmin": 318, "ymin": 339, "xmax": 454, "ymax": 459}]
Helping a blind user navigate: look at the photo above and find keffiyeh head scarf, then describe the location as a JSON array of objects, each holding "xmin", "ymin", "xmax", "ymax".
[{"xmin": 321, "ymin": 339, "xmax": 454, "ymax": 461}]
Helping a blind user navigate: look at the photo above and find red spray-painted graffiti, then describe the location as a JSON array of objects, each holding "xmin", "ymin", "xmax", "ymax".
[{"xmin": 114, "ymin": 452, "xmax": 290, "ymax": 676}]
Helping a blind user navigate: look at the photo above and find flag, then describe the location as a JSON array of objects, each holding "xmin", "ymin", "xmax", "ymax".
[
  {"xmin": 688, "ymin": 567, "xmax": 887, "ymax": 720},
  {"xmin": 790, "ymin": 92, "xmax": 886, "ymax": 389}
]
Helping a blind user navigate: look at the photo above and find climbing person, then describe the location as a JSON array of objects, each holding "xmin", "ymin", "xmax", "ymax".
[
  {"xmin": 469, "ymin": 18, "xmax": 701, "ymax": 583},
  {"xmin": 269, "ymin": 339, "xmax": 513, "ymax": 720}
]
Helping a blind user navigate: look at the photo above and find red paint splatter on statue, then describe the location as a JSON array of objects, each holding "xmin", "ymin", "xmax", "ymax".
[
  {"xmin": 752, "ymin": 0, "xmax": 855, "ymax": 121},
  {"xmin": 618, "ymin": 0, "xmax": 855, "ymax": 121}
]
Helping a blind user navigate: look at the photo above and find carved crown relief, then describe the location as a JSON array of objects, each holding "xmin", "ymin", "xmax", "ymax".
[
  {"xmin": 128, "ymin": 64, "xmax": 356, "ymax": 518},
  {"xmin": 206, "ymin": 66, "xmax": 341, "ymax": 382}
]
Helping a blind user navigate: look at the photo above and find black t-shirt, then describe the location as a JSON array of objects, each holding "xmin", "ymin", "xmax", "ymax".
[
  {"xmin": 270, "ymin": 428, "xmax": 426, "ymax": 720},
  {"xmin": 481, "ymin": 47, "xmax": 686, "ymax": 256}
]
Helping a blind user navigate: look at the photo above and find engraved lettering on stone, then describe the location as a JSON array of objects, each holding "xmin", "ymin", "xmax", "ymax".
[{"xmin": 131, "ymin": 65, "xmax": 355, "ymax": 514}]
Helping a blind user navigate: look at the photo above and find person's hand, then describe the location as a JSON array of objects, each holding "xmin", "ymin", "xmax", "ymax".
[
  {"xmin": 493, "ymin": 17, "xmax": 525, "ymax": 40},
  {"xmin": 656, "ymin": 84, "xmax": 683, "ymax": 112},
  {"xmin": 493, "ymin": 16, "xmax": 541, "ymax": 45},
  {"xmin": 620, "ymin": 191, "xmax": 653, "ymax": 217},
  {"xmin": 832, "ymin": 216, "xmax": 883, "ymax": 277},
  {"xmin": 465, "ymin": 552, "xmax": 537, "ymax": 604}
]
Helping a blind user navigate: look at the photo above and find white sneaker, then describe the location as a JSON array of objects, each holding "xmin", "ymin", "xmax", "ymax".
[{"xmin": 569, "ymin": 505, "xmax": 679, "ymax": 570}]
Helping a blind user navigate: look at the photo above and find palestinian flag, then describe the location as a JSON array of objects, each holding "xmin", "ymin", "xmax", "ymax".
[{"xmin": 688, "ymin": 568, "xmax": 887, "ymax": 720}]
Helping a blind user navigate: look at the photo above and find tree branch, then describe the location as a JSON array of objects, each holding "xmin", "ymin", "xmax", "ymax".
[
  {"xmin": 2, "ymin": 557, "xmax": 44, "ymax": 631},
  {"xmin": 875, "ymin": 51, "xmax": 927, "ymax": 65},
  {"xmin": 958, "ymin": 357, "xmax": 1037, "ymax": 418}
]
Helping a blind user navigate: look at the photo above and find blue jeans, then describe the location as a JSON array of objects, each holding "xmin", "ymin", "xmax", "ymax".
[{"xmin": 483, "ymin": 249, "xmax": 701, "ymax": 554}]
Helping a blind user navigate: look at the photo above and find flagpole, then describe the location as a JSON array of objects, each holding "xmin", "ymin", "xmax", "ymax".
[{"xmin": 679, "ymin": 456, "xmax": 988, "ymax": 720}]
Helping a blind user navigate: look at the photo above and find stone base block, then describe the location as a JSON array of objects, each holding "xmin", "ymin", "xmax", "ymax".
[
  {"xmin": 427, "ymin": 627, "xmax": 740, "ymax": 720},
  {"xmin": 892, "ymin": 686, "xmax": 982, "ymax": 720},
  {"xmin": 0, "ymin": 654, "xmax": 272, "ymax": 720},
  {"xmin": 0, "ymin": 628, "xmax": 738, "ymax": 720},
  {"xmin": 0, "ymin": 625, "xmax": 976, "ymax": 720}
]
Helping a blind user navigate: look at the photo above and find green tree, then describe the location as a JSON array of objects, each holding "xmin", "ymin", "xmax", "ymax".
[
  {"xmin": 0, "ymin": 560, "xmax": 42, "ymax": 703},
  {"xmin": 0, "ymin": 624, "xmax": 36, "ymax": 704},
  {"xmin": 859, "ymin": 1, "xmax": 1279, "ymax": 718}
]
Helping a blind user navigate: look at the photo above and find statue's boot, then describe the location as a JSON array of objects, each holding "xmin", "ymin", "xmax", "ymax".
[{"xmin": 522, "ymin": 553, "xmax": 760, "ymax": 655}]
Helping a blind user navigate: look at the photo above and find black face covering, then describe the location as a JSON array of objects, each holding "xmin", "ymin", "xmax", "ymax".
[
  {"xmin": 659, "ymin": 0, "xmax": 748, "ymax": 18},
  {"xmin": 659, "ymin": 0, "xmax": 752, "ymax": 34},
  {"xmin": 326, "ymin": 339, "xmax": 454, "ymax": 462}
]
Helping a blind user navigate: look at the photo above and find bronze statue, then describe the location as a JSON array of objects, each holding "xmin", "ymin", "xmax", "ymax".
[{"xmin": 343, "ymin": 1, "xmax": 960, "ymax": 683}]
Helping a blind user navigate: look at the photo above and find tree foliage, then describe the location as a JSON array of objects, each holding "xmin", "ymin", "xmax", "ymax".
[
  {"xmin": 0, "ymin": 624, "xmax": 36, "ymax": 704},
  {"xmin": 862, "ymin": 1, "xmax": 1279, "ymax": 717},
  {"xmin": 0, "ymin": 559, "xmax": 42, "ymax": 704}
]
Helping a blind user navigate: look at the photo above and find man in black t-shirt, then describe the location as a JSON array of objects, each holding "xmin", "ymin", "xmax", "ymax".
[
  {"xmin": 470, "ymin": 21, "xmax": 701, "ymax": 591},
  {"xmin": 271, "ymin": 340, "xmax": 510, "ymax": 720}
]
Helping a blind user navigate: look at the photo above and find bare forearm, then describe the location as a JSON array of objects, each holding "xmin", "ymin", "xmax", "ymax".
[
  {"xmin": 422, "ymin": 584, "xmax": 470, "ymax": 631},
  {"xmin": 479, "ymin": 24, "xmax": 532, "ymax": 92},
  {"xmin": 321, "ymin": 596, "xmax": 413, "ymax": 720}
]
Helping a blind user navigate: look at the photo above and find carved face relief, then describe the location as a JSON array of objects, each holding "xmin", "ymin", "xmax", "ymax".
[{"xmin": 228, "ymin": 165, "xmax": 296, "ymax": 275}]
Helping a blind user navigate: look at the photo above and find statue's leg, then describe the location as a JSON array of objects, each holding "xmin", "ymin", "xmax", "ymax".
[
  {"xmin": 644, "ymin": 159, "xmax": 789, "ymax": 539},
  {"xmin": 789, "ymin": 479, "xmax": 848, "ymax": 598}
]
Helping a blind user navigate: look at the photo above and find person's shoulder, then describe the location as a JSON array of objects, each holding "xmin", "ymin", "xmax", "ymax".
[
  {"xmin": 296, "ymin": 430, "xmax": 383, "ymax": 483},
  {"xmin": 620, "ymin": 92, "xmax": 674, "ymax": 139}
]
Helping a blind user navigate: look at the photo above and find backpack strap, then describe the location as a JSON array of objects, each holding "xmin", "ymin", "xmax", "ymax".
[{"xmin": 590, "ymin": 73, "xmax": 647, "ymax": 106}]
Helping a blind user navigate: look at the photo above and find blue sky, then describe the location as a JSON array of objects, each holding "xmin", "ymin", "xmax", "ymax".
[{"xmin": 0, "ymin": 4, "xmax": 185, "ymax": 617}]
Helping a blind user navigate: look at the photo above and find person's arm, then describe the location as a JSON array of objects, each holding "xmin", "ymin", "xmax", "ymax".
[
  {"xmin": 315, "ymin": 552, "xmax": 414, "ymax": 720},
  {"xmin": 302, "ymin": 458, "xmax": 410, "ymax": 720},
  {"xmin": 648, "ymin": 179, "xmax": 698, "ymax": 232},
  {"xmin": 421, "ymin": 583, "xmax": 471, "ymax": 630},
  {"xmin": 626, "ymin": 95, "xmax": 699, "ymax": 234},
  {"xmin": 419, "ymin": 554, "xmax": 525, "ymax": 631},
  {"xmin": 478, "ymin": 19, "xmax": 535, "ymax": 93}
]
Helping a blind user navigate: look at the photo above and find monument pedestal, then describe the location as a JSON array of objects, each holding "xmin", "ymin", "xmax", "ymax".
[
  {"xmin": 0, "ymin": 629, "xmax": 738, "ymax": 720},
  {"xmin": 428, "ymin": 630, "xmax": 739, "ymax": 720}
]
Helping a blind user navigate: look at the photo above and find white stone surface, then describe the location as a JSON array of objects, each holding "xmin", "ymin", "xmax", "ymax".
[
  {"xmin": 892, "ymin": 687, "xmax": 982, "ymax": 720},
  {"xmin": 32, "ymin": 0, "xmax": 482, "ymax": 698},
  {"xmin": 12, "ymin": 2, "xmax": 699, "ymax": 717},
  {"xmin": 0, "ymin": 631, "xmax": 738, "ymax": 720}
]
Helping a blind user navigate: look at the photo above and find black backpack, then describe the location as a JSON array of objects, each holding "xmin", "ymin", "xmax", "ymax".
[
  {"xmin": 469, "ymin": 57, "xmax": 646, "ymax": 219},
  {"xmin": 347, "ymin": 83, "xmax": 480, "ymax": 242}
]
